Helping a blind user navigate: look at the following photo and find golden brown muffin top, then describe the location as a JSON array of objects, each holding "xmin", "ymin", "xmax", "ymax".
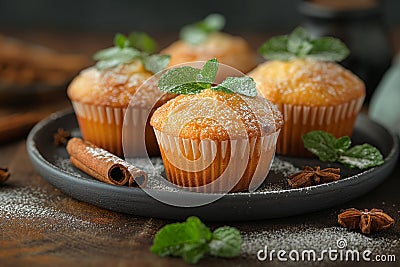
[
  {"xmin": 150, "ymin": 89, "xmax": 283, "ymax": 141},
  {"xmin": 161, "ymin": 32, "xmax": 257, "ymax": 74},
  {"xmin": 249, "ymin": 59, "xmax": 365, "ymax": 106},
  {"xmin": 67, "ymin": 61, "xmax": 173, "ymax": 108}
]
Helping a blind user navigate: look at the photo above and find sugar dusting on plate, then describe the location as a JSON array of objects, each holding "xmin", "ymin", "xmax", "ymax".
[
  {"xmin": 269, "ymin": 157, "xmax": 300, "ymax": 177},
  {"xmin": 55, "ymin": 155, "xmax": 299, "ymax": 194}
]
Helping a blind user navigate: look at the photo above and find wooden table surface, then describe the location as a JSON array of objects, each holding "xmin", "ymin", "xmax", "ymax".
[{"xmin": 0, "ymin": 31, "xmax": 400, "ymax": 267}]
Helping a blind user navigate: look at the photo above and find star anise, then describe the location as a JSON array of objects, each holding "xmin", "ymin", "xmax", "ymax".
[
  {"xmin": 54, "ymin": 128, "xmax": 72, "ymax": 146},
  {"xmin": 287, "ymin": 166, "xmax": 340, "ymax": 188},
  {"xmin": 338, "ymin": 208, "xmax": 395, "ymax": 234},
  {"xmin": 0, "ymin": 167, "xmax": 10, "ymax": 183}
]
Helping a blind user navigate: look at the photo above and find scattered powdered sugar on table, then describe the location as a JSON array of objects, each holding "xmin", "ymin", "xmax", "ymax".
[
  {"xmin": 241, "ymin": 225, "xmax": 399, "ymax": 260},
  {"xmin": 0, "ymin": 186, "xmax": 122, "ymax": 233},
  {"xmin": 0, "ymin": 186, "xmax": 50, "ymax": 220}
]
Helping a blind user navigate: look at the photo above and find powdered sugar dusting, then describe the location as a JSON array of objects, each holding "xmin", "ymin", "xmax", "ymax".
[
  {"xmin": 270, "ymin": 157, "xmax": 300, "ymax": 177},
  {"xmin": 0, "ymin": 186, "xmax": 114, "ymax": 232},
  {"xmin": 70, "ymin": 62, "xmax": 171, "ymax": 108},
  {"xmin": 86, "ymin": 145, "xmax": 128, "ymax": 166},
  {"xmin": 55, "ymin": 155, "xmax": 299, "ymax": 193},
  {"xmin": 152, "ymin": 89, "xmax": 283, "ymax": 140},
  {"xmin": 249, "ymin": 59, "xmax": 365, "ymax": 106},
  {"xmin": 128, "ymin": 157, "xmax": 182, "ymax": 192},
  {"xmin": 241, "ymin": 225, "xmax": 399, "ymax": 258}
]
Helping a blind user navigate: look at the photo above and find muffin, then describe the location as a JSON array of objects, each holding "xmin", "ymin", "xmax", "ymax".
[
  {"xmin": 150, "ymin": 89, "xmax": 283, "ymax": 193},
  {"xmin": 249, "ymin": 59, "xmax": 365, "ymax": 156},
  {"xmin": 161, "ymin": 14, "xmax": 256, "ymax": 73},
  {"xmin": 68, "ymin": 61, "xmax": 174, "ymax": 157},
  {"xmin": 162, "ymin": 32, "xmax": 256, "ymax": 73}
]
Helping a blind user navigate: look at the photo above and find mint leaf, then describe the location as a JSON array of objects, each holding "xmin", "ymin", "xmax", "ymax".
[
  {"xmin": 128, "ymin": 32, "xmax": 158, "ymax": 54},
  {"xmin": 158, "ymin": 58, "xmax": 257, "ymax": 97},
  {"xmin": 198, "ymin": 58, "xmax": 218, "ymax": 83},
  {"xmin": 303, "ymin": 130, "xmax": 384, "ymax": 170},
  {"xmin": 181, "ymin": 243, "xmax": 209, "ymax": 264},
  {"xmin": 209, "ymin": 226, "xmax": 242, "ymax": 258},
  {"xmin": 180, "ymin": 14, "xmax": 225, "ymax": 45},
  {"xmin": 180, "ymin": 26, "xmax": 208, "ymax": 46},
  {"xmin": 94, "ymin": 47, "xmax": 141, "ymax": 70},
  {"xmin": 151, "ymin": 217, "xmax": 242, "ymax": 264},
  {"xmin": 142, "ymin": 54, "xmax": 170, "ymax": 74},
  {"xmin": 157, "ymin": 59, "xmax": 218, "ymax": 94},
  {"xmin": 93, "ymin": 33, "xmax": 169, "ymax": 72},
  {"xmin": 258, "ymin": 27, "xmax": 349, "ymax": 62},
  {"xmin": 93, "ymin": 47, "xmax": 140, "ymax": 61},
  {"xmin": 200, "ymin": 13, "xmax": 225, "ymax": 32},
  {"xmin": 287, "ymin": 27, "xmax": 313, "ymax": 57},
  {"xmin": 114, "ymin": 33, "xmax": 129, "ymax": 48},
  {"xmin": 308, "ymin": 37, "xmax": 350, "ymax": 61},
  {"xmin": 302, "ymin": 131, "xmax": 339, "ymax": 162},
  {"xmin": 334, "ymin": 136, "xmax": 351, "ymax": 154},
  {"xmin": 150, "ymin": 216, "xmax": 212, "ymax": 264},
  {"xmin": 158, "ymin": 66, "xmax": 204, "ymax": 93},
  {"xmin": 215, "ymin": 76, "xmax": 257, "ymax": 97},
  {"xmin": 258, "ymin": 36, "xmax": 295, "ymax": 61},
  {"xmin": 339, "ymin": 144, "xmax": 384, "ymax": 170},
  {"xmin": 95, "ymin": 59, "xmax": 125, "ymax": 70},
  {"xmin": 170, "ymin": 82, "xmax": 210, "ymax": 95}
]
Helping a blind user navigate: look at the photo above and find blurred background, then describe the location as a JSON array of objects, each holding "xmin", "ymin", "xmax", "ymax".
[
  {"xmin": 1, "ymin": 0, "xmax": 400, "ymax": 92},
  {"xmin": 0, "ymin": 0, "xmax": 400, "ymax": 32},
  {"xmin": 0, "ymin": 0, "xmax": 400, "ymax": 139}
]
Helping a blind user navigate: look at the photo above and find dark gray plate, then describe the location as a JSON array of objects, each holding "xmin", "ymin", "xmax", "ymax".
[{"xmin": 27, "ymin": 110, "xmax": 399, "ymax": 221}]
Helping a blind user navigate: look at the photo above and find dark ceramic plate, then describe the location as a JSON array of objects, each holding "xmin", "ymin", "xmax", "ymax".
[{"xmin": 27, "ymin": 110, "xmax": 399, "ymax": 221}]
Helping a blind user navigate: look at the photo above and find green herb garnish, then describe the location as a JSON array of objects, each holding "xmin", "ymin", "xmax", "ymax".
[
  {"xmin": 302, "ymin": 131, "xmax": 384, "ymax": 170},
  {"xmin": 150, "ymin": 216, "xmax": 242, "ymax": 264},
  {"xmin": 158, "ymin": 58, "xmax": 257, "ymax": 97},
  {"xmin": 259, "ymin": 27, "xmax": 350, "ymax": 62},
  {"xmin": 93, "ymin": 32, "xmax": 170, "ymax": 73},
  {"xmin": 180, "ymin": 14, "xmax": 225, "ymax": 45}
]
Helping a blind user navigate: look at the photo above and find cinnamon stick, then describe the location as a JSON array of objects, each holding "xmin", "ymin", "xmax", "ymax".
[
  {"xmin": 0, "ymin": 112, "xmax": 43, "ymax": 143},
  {"xmin": 66, "ymin": 138, "xmax": 148, "ymax": 187}
]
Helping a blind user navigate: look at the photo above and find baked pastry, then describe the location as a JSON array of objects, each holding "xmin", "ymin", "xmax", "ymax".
[
  {"xmin": 68, "ymin": 33, "xmax": 174, "ymax": 156},
  {"xmin": 250, "ymin": 29, "xmax": 365, "ymax": 156},
  {"xmin": 161, "ymin": 14, "xmax": 257, "ymax": 73},
  {"xmin": 151, "ymin": 61, "xmax": 283, "ymax": 192}
]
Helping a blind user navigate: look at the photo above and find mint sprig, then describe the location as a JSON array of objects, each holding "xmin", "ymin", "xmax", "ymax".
[
  {"xmin": 93, "ymin": 32, "xmax": 170, "ymax": 73},
  {"xmin": 142, "ymin": 54, "xmax": 171, "ymax": 74},
  {"xmin": 209, "ymin": 226, "xmax": 242, "ymax": 258},
  {"xmin": 126, "ymin": 32, "xmax": 158, "ymax": 54},
  {"xmin": 158, "ymin": 58, "xmax": 257, "ymax": 97},
  {"xmin": 302, "ymin": 131, "xmax": 384, "ymax": 170},
  {"xmin": 180, "ymin": 14, "xmax": 225, "ymax": 45},
  {"xmin": 151, "ymin": 216, "xmax": 242, "ymax": 264},
  {"xmin": 259, "ymin": 27, "xmax": 349, "ymax": 62}
]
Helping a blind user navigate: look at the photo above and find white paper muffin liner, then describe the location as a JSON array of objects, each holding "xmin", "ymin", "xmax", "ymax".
[
  {"xmin": 71, "ymin": 101, "xmax": 151, "ymax": 157},
  {"xmin": 153, "ymin": 129, "xmax": 280, "ymax": 193},
  {"xmin": 276, "ymin": 97, "xmax": 364, "ymax": 156}
]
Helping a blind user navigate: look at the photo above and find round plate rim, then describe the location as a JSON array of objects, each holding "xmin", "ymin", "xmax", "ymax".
[{"xmin": 26, "ymin": 109, "xmax": 399, "ymax": 220}]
